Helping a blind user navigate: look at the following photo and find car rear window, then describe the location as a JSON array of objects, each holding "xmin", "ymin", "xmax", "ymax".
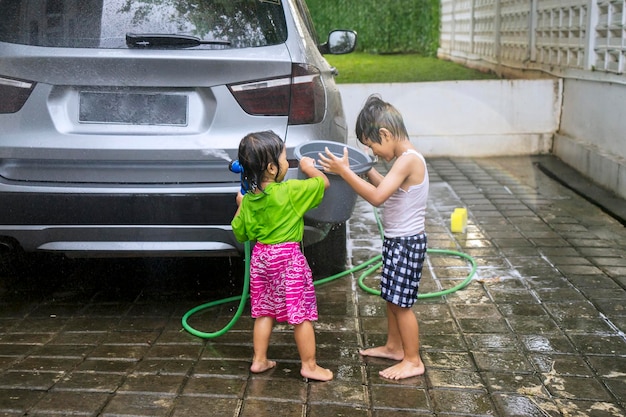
[{"xmin": 0, "ymin": 0, "xmax": 288, "ymax": 49}]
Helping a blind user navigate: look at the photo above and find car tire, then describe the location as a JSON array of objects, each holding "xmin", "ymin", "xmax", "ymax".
[{"xmin": 305, "ymin": 222, "xmax": 347, "ymax": 278}]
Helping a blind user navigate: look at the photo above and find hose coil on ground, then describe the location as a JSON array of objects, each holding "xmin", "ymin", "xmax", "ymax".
[{"xmin": 182, "ymin": 209, "xmax": 477, "ymax": 339}]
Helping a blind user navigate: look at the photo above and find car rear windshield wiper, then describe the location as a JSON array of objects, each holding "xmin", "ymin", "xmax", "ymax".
[{"xmin": 126, "ymin": 33, "xmax": 231, "ymax": 48}]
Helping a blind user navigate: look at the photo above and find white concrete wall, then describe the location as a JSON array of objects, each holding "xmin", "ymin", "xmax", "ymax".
[
  {"xmin": 338, "ymin": 79, "xmax": 561, "ymax": 157},
  {"xmin": 433, "ymin": 0, "xmax": 626, "ymax": 200},
  {"xmin": 553, "ymin": 79, "xmax": 626, "ymax": 199}
]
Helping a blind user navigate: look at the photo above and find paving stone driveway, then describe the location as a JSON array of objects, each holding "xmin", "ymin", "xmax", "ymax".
[{"xmin": 0, "ymin": 156, "xmax": 625, "ymax": 417}]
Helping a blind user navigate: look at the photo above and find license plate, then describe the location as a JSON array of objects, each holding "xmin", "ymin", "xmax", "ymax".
[{"xmin": 79, "ymin": 91, "xmax": 188, "ymax": 126}]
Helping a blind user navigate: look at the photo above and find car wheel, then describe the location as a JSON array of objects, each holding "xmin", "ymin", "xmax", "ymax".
[{"xmin": 306, "ymin": 222, "xmax": 347, "ymax": 278}]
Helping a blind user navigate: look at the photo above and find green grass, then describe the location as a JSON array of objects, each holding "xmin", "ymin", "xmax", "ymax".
[{"xmin": 325, "ymin": 53, "xmax": 498, "ymax": 83}]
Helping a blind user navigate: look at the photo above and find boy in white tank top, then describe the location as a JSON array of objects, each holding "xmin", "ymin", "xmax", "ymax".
[{"xmin": 319, "ymin": 94, "xmax": 428, "ymax": 380}]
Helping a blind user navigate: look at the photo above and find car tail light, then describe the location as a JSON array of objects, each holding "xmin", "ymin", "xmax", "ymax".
[
  {"xmin": 0, "ymin": 76, "xmax": 36, "ymax": 114},
  {"xmin": 228, "ymin": 63, "xmax": 325, "ymax": 125}
]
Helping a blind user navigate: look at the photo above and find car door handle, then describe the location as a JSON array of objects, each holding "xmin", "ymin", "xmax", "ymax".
[{"xmin": 330, "ymin": 66, "xmax": 339, "ymax": 76}]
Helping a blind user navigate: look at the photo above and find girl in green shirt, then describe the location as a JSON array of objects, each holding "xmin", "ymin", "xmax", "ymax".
[{"xmin": 231, "ymin": 131, "xmax": 332, "ymax": 381}]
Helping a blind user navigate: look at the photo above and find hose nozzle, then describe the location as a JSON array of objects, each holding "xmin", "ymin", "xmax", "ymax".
[
  {"xmin": 229, "ymin": 160, "xmax": 244, "ymax": 174},
  {"xmin": 229, "ymin": 160, "xmax": 247, "ymax": 194}
]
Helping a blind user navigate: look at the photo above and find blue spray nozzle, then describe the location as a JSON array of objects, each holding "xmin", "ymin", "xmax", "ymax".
[
  {"xmin": 228, "ymin": 160, "xmax": 247, "ymax": 194},
  {"xmin": 229, "ymin": 160, "xmax": 244, "ymax": 174}
]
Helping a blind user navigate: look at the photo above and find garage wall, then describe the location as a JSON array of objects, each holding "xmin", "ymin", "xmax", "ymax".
[
  {"xmin": 338, "ymin": 79, "xmax": 560, "ymax": 157},
  {"xmin": 554, "ymin": 79, "xmax": 626, "ymax": 199}
]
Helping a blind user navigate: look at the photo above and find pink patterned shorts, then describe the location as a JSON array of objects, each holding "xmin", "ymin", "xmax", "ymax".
[{"xmin": 249, "ymin": 242, "xmax": 318, "ymax": 325}]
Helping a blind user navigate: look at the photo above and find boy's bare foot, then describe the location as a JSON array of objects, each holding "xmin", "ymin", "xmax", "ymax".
[
  {"xmin": 379, "ymin": 358, "xmax": 425, "ymax": 380},
  {"xmin": 359, "ymin": 346, "xmax": 404, "ymax": 361},
  {"xmin": 301, "ymin": 365, "xmax": 333, "ymax": 382},
  {"xmin": 250, "ymin": 359, "xmax": 276, "ymax": 374}
]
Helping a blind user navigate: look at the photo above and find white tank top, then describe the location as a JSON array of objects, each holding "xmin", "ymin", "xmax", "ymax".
[{"xmin": 382, "ymin": 150, "xmax": 429, "ymax": 238}]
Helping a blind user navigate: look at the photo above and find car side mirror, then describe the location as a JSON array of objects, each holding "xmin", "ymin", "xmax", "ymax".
[{"xmin": 319, "ymin": 30, "xmax": 357, "ymax": 55}]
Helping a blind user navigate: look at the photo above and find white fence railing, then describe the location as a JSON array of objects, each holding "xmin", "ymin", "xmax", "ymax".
[
  {"xmin": 439, "ymin": 0, "xmax": 626, "ymax": 81},
  {"xmin": 439, "ymin": 0, "xmax": 626, "ymax": 200}
]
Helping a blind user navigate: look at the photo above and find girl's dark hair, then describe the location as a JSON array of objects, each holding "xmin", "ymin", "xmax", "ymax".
[
  {"xmin": 355, "ymin": 94, "xmax": 409, "ymax": 144},
  {"xmin": 237, "ymin": 130, "xmax": 285, "ymax": 193}
]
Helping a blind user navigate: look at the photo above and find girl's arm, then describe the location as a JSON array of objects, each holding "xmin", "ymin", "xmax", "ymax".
[
  {"xmin": 300, "ymin": 156, "xmax": 330, "ymax": 189},
  {"xmin": 232, "ymin": 191, "xmax": 244, "ymax": 217}
]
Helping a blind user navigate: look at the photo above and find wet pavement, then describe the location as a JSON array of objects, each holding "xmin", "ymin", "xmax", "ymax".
[{"xmin": 1, "ymin": 155, "xmax": 625, "ymax": 417}]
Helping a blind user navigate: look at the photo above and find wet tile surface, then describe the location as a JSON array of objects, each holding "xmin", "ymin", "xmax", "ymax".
[{"xmin": 1, "ymin": 156, "xmax": 625, "ymax": 416}]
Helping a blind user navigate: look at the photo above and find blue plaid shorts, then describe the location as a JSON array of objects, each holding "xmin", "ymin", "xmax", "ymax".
[{"xmin": 380, "ymin": 233, "xmax": 427, "ymax": 308}]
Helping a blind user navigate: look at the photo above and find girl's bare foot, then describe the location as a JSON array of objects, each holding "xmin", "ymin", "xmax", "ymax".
[
  {"xmin": 250, "ymin": 359, "xmax": 276, "ymax": 374},
  {"xmin": 301, "ymin": 365, "xmax": 333, "ymax": 381},
  {"xmin": 379, "ymin": 358, "xmax": 425, "ymax": 380},
  {"xmin": 359, "ymin": 346, "xmax": 404, "ymax": 361}
]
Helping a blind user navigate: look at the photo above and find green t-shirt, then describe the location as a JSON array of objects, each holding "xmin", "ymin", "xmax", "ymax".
[{"xmin": 231, "ymin": 177, "xmax": 325, "ymax": 244}]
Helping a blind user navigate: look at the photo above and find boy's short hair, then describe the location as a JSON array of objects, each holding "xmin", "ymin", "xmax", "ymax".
[{"xmin": 355, "ymin": 95, "xmax": 409, "ymax": 144}]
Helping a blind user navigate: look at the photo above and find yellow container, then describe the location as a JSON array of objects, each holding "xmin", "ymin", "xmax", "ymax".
[{"xmin": 451, "ymin": 208, "xmax": 467, "ymax": 233}]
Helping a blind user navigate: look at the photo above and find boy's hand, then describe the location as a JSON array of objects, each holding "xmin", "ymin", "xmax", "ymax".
[{"xmin": 318, "ymin": 146, "xmax": 350, "ymax": 175}]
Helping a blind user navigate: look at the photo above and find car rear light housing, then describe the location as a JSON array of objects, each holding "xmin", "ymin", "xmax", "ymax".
[
  {"xmin": 228, "ymin": 63, "xmax": 325, "ymax": 125},
  {"xmin": 0, "ymin": 76, "xmax": 36, "ymax": 114}
]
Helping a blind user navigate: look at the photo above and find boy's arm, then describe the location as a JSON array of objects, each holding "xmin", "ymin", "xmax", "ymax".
[{"xmin": 365, "ymin": 167, "xmax": 384, "ymax": 186}]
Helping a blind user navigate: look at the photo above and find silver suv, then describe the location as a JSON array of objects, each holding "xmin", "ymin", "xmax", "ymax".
[{"xmin": 0, "ymin": 0, "xmax": 356, "ymax": 277}]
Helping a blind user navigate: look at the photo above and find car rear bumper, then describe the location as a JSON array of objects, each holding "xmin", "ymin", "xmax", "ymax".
[
  {"xmin": 0, "ymin": 190, "xmax": 334, "ymax": 256},
  {"xmin": 0, "ymin": 225, "xmax": 243, "ymax": 257},
  {"xmin": 0, "ymin": 191, "xmax": 237, "ymax": 224},
  {"xmin": 0, "ymin": 191, "xmax": 243, "ymax": 255}
]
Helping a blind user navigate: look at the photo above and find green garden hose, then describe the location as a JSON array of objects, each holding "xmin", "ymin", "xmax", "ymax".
[
  {"xmin": 182, "ymin": 209, "xmax": 477, "ymax": 339},
  {"xmin": 181, "ymin": 240, "xmax": 252, "ymax": 339}
]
